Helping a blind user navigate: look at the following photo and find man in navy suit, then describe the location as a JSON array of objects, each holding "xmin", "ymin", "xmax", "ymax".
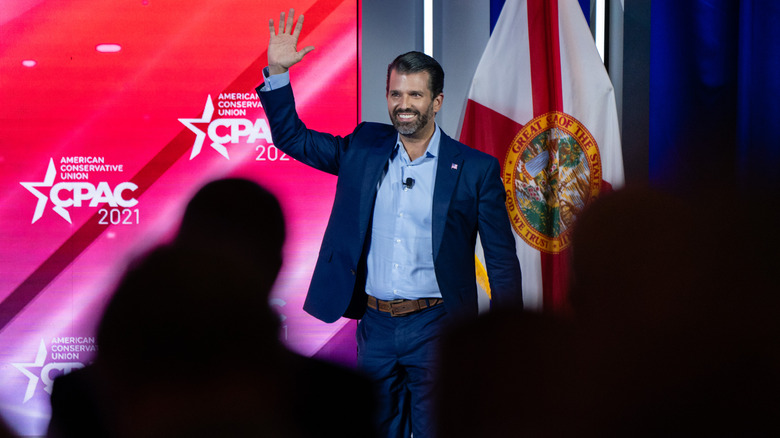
[{"xmin": 257, "ymin": 9, "xmax": 523, "ymax": 437}]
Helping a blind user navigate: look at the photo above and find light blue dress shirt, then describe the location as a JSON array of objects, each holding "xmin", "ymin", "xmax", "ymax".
[
  {"xmin": 366, "ymin": 130, "xmax": 442, "ymax": 301},
  {"xmin": 260, "ymin": 67, "xmax": 290, "ymax": 90}
]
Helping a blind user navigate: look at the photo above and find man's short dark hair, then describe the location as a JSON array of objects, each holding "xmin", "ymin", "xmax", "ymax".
[{"xmin": 386, "ymin": 51, "xmax": 444, "ymax": 97}]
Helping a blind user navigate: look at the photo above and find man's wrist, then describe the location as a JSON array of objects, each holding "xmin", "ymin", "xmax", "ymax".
[
  {"xmin": 261, "ymin": 67, "xmax": 291, "ymax": 91},
  {"xmin": 268, "ymin": 65, "xmax": 288, "ymax": 76}
]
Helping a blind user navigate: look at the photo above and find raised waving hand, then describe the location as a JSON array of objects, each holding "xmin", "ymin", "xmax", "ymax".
[{"xmin": 268, "ymin": 9, "xmax": 315, "ymax": 75}]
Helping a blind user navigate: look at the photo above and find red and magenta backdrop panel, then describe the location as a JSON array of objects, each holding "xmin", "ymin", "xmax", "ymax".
[{"xmin": 0, "ymin": 0, "xmax": 359, "ymax": 434}]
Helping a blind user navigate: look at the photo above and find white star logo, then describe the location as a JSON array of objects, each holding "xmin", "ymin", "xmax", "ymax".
[
  {"xmin": 12, "ymin": 340, "xmax": 47, "ymax": 403},
  {"xmin": 20, "ymin": 158, "xmax": 71, "ymax": 224},
  {"xmin": 179, "ymin": 95, "xmax": 230, "ymax": 160}
]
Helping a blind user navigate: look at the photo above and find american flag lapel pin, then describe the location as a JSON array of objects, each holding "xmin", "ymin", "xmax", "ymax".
[{"xmin": 451, "ymin": 163, "xmax": 458, "ymax": 170}]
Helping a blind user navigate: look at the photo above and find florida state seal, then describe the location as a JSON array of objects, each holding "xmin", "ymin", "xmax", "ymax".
[{"xmin": 503, "ymin": 111, "xmax": 603, "ymax": 253}]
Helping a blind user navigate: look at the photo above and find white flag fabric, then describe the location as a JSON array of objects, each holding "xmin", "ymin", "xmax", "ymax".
[{"xmin": 462, "ymin": 0, "xmax": 624, "ymax": 312}]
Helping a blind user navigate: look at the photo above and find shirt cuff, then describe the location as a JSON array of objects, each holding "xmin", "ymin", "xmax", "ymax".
[{"xmin": 259, "ymin": 67, "xmax": 291, "ymax": 91}]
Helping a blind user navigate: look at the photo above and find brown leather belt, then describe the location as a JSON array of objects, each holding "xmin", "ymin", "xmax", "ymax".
[{"xmin": 366, "ymin": 295, "xmax": 443, "ymax": 317}]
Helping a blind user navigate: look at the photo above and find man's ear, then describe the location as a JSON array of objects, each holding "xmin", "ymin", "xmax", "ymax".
[{"xmin": 433, "ymin": 93, "xmax": 443, "ymax": 113}]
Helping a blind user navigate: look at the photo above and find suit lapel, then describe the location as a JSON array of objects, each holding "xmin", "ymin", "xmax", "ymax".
[
  {"xmin": 432, "ymin": 131, "xmax": 463, "ymax": 260},
  {"xmin": 358, "ymin": 128, "xmax": 397, "ymax": 240}
]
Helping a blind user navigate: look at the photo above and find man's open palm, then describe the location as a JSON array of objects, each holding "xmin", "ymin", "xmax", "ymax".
[{"xmin": 268, "ymin": 9, "xmax": 314, "ymax": 75}]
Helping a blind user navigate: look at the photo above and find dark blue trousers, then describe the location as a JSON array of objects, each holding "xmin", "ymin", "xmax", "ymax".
[{"xmin": 356, "ymin": 303, "xmax": 447, "ymax": 438}]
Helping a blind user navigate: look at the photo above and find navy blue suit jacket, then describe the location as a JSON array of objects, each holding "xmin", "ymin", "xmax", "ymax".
[{"xmin": 258, "ymin": 83, "xmax": 522, "ymax": 323}]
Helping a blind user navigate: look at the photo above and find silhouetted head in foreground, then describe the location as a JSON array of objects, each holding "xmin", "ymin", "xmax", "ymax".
[
  {"xmin": 568, "ymin": 186, "xmax": 780, "ymax": 436},
  {"xmin": 91, "ymin": 179, "xmax": 293, "ymax": 436},
  {"xmin": 98, "ymin": 178, "xmax": 287, "ymax": 376},
  {"xmin": 436, "ymin": 186, "xmax": 780, "ymax": 437},
  {"xmin": 176, "ymin": 177, "xmax": 286, "ymax": 270}
]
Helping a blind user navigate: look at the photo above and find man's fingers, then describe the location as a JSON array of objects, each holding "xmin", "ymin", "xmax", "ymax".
[
  {"xmin": 299, "ymin": 46, "xmax": 315, "ymax": 58},
  {"xmin": 268, "ymin": 18, "xmax": 275, "ymax": 36},
  {"xmin": 292, "ymin": 14, "xmax": 304, "ymax": 38},
  {"xmin": 278, "ymin": 11, "xmax": 285, "ymax": 34},
  {"xmin": 284, "ymin": 8, "xmax": 295, "ymax": 34}
]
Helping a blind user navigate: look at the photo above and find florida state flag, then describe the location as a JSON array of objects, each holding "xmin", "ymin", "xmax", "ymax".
[{"xmin": 463, "ymin": 0, "xmax": 624, "ymax": 313}]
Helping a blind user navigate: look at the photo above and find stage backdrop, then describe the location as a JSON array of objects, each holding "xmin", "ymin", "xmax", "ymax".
[{"xmin": 0, "ymin": 0, "xmax": 359, "ymax": 434}]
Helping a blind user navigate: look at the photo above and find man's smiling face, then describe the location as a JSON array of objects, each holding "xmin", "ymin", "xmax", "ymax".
[{"xmin": 386, "ymin": 69, "xmax": 442, "ymax": 139}]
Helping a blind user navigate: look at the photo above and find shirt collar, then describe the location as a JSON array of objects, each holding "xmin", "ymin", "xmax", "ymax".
[{"xmin": 393, "ymin": 123, "xmax": 441, "ymax": 161}]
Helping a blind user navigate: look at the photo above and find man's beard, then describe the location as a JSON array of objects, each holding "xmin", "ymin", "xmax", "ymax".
[{"xmin": 390, "ymin": 101, "xmax": 434, "ymax": 136}]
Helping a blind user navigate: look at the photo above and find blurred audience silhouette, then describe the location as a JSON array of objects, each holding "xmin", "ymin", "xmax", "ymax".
[
  {"xmin": 571, "ymin": 186, "xmax": 779, "ymax": 436},
  {"xmin": 48, "ymin": 178, "xmax": 376, "ymax": 438},
  {"xmin": 0, "ymin": 417, "xmax": 12, "ymax": 438},
  {"xmin": 436, "ymin": 185, "xmax": 779, "ymax": 437},
  {"xmin": 48, "ymin": 176, "xmax": 778, "ymax": 437}
]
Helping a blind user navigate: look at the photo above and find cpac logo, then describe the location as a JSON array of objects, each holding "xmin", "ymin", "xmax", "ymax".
[
  {"xmin": 179, "ymin": 95, "xmax": 272, "ymax": 160},
  {"xmin": 12, "ymin": 340, "xmax": 85, "ymax": 403},
  {"xmin": 20, "ymin": 158, "xmax": 139, "ymax": 224}
]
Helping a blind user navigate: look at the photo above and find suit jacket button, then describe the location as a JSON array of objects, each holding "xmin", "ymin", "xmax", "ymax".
[{"xmin": 350, "ymin": 269, "xmax": 356, "ymax": 276}]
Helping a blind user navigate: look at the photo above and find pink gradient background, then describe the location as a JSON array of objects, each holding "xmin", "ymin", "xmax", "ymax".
[{"xmin": 0, "ymin": 0, "xmax": 358, "ymax": 434}]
